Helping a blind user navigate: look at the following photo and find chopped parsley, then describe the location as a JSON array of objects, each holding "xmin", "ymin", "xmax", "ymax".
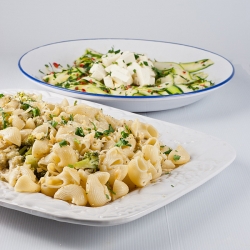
[
  {"xmin": 106, "ymin": 182, "xmax": 116, "ymax": 195},
  {"xmin": 125, "ymin": 124, "xmax": 131, "ymax": 133},
  {"xmin": 50, "ymin": 120, "xmax": 58, "ymax": 128},
  {"xmin": 20, "ymin": 103, "xmax": 40, "ymax": 117},
  {"xmin": 0, "ymin": 94, "xmax": 4, "ymax": 98},
  {"xmin": 115, "ymin": 138, "xmax": 131, "ymax": 147},
  {"xmin": 134, "ymin": 54, "xmax": 139, "ymax": 60},
  {"xmin": 59, "ymin": 140, "xmax": 68, "ymax": 147},
  {"xmin": 91, "ymin": 122, "xmax": 97, "ymax": 131},
  {"xmin": 94, "ymin": 124, "xmax": 114, "ymax": 139},
  {"xmin": 61, "ymin": 116, "xmax": 68, "ymax": 125},
  {"xmin": 108, "ymin": 47, "xmax": 120, "ymax": 54},
  {"xmin": 173, "ymin": 155, "xmax": 181, "ymax": 161},
  {"xmin": 74, "ymin": 138, "xmax": 80, "ymax": 144},
  {"xmin": 103, "ymin": 124, "xmax": 115, "ymax": 136},
  {"xmin": 121, "ymin": 131, "xmax": 129, "ymax": 138},
  {"xmin": 2, "ymin": 112, "xmax": 10, "ymax": 128},
  {"xmin": 75, "ymin": 127, "xmax": 85, "ymax": 137},
  {"xmin": 94, "ymin": 131, "xmax": 103, "ymax": 139},
  {"xmin": 164, "ymin": 148, "xmax": 172, "ymax": 155},
  {"xmin": 49, "ymin": 114, "xmax": 56, "ymax": 119}
]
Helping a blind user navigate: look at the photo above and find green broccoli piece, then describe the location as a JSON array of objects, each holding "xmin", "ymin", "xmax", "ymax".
[
  {"xmin": 34, "ymin": 169, "xmax": 46, "ymax": 180},
  {"xmin": 25, "ymin": 155, "xmax": 38, "ymax": 169},
  {"xmin": 69, "ymin": 151, "xmax": 99, "ymax": 173},
  {"xmin": 25, "ymin": 154, "xmax": 45, "ymax": 180},
  {"xmin": 23, "ymin": 135, "xmax": 35, "ymax": 146}
]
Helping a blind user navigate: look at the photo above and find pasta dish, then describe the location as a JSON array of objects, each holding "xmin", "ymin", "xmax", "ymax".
[{"xmin": 0, "ymin": 92, "xmax": 190, "ymax": 207}]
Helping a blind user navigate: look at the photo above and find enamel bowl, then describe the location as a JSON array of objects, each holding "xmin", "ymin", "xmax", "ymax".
[{"xmin": 18, "ymin": 38, "xmax": 234, "ymax": 112}]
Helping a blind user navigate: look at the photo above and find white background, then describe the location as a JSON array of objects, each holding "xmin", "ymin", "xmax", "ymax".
[{"xmin": 1, "ymin": 1, "xmax": 250, "ymax": 249}]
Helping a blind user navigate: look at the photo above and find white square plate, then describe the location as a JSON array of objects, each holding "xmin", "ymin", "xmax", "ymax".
[{"xmin": 0, "ymin": 90, "xmax": 236, "ymax": 226}]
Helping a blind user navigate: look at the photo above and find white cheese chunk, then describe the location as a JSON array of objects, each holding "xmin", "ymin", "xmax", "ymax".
[
  {"xmin": 116, "ymin": 58, "xmax": 127, "ymax": 68},
  {"xmin": 127, "ymin": 62, "xmax": 138, "ymax": 76},
  {"xmin": 112, "ymin": 68, "xmax": 133, "ymax": 86},
  {"xmin": 105, "ymin": 64, "xmax": 117, "ymax": 73},
  {"xmin": 119, "ymin": 51, "xmax": 136, "ymax": 64},
  {"xmin": 137, "ymin": 67, "xmax": 155, "ymax": 86},
  {"xmin": 89, "ymin": 63, "xmax": 106, "ymax": 81},
  {"xmin": 128, "ymin": 62, "xmax": 155, "ymax": 86},
  {"xmin": 103, "ymin": 75, "xmax": 114, "ymax": 88},
  {"xmin": 138, "ymin": 55, "xmax": 148, "ymax": 61},
  {"xmin": 138, "ymin": 55, "xmax": 154, "ymax": 67},
  {"xmin": 105, "ymin": 64, "xmax": 133, "ymax": 86},
  {"xmin": 102, "ymin": 53, "xmax": 121, "ymax": 67}
]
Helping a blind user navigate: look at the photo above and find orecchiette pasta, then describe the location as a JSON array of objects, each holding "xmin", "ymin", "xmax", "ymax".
[{"xmin": 0, "ymin": 92, "xmax": 190, "ymax": 207}]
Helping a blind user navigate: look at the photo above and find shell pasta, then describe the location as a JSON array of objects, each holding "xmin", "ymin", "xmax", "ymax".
[{"xmin": 0, "ymin": 92, "xmax": 190, "ymax": 207}]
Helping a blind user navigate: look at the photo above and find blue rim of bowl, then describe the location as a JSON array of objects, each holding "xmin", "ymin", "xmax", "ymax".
[{"xmin": 18, "ymin": 38, "xmax": 234, "ymax": 99}]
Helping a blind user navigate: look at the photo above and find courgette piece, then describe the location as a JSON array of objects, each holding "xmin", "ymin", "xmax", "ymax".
[
  {"xmin": 85, "ymin": 48, "xmax": 103, "ymax": 58},
  {"xmin": 134, "ymin": 88, "xmax": 152, "ymax": 96},
  {"xmin": 85, "ymin": 85, "xmax": 110, "ymax": 94},
  {"xmin": 153, "ymin": 62, "xmax": 183, "ymax": 71},
  {"xmin": 191, "ymin": 72, "xmax": 208, "ymax": 80},
  {"xmin": 43, "ymin": 71, "xmax": 70, "ymax": 85},
  {"xmin": 180, "ymin": 59, "xmax": 214, "ymax": 72},
  {"xmin": 156, "ymin": 74, "xmax": 174, "ymax": 85},
  {"xmin": 176, "ymin": 84, "xmax": 193, "ymax": 93},
  {"xmin": 189, "ymin": 81, "xmax": 212, "ymax": 91},
  {"xmin": 165, "ymin": 85, "xmax": 183, "ymax": 95},
  {"xmin": 173, "ymin": 67, "xmax": 193, "ymax": 84}
]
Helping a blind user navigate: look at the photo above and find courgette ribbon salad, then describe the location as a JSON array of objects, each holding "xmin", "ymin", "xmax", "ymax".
[{"xmin": 40, "ymin": 48, "xmax": 214, "ymax": 96}]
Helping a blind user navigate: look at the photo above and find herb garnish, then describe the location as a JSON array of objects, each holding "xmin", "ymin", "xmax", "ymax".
[
  {"xmin": 164, "ymin": 148, "xmax": 172, "ymax": 155},
  {"xmin": 59, "ymin": 140, "xmax": 68, "ymax": 147},
  {"xmin": 115, "ymin": 138, "xmax": 131, "ymax": 147},
  {"xmin": 173, "ymin": 155, "xmax": 181, "ymax": 161},
  {"xmin": 94, "ymin": 124, "xmax": 114, "ymax": 139},
  {"xmin": 20, "ymin": 103, "xmax": 40, "ymax": 117},
  {"xmin": 106, "ymin": 182, "xmax": 116, "ymax": 195},
  {"xmin": 2, "ymin": 112, "xmax": 10, "ymax": 128},
  {"xmin": 75, "ymin": 127, "xmax": 85, "ymax": 137},
  {"xmin": 50, "ymin": 120, "xmax": 58, "ymax": 128}
]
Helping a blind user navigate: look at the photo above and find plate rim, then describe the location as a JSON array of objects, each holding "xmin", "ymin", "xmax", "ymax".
[{"xmin": 18, "ymin": 38, "xmax": 235, "ymax": 100}]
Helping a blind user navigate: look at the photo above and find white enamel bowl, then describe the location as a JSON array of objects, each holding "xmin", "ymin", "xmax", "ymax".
[{"xmin": 18, "ymin": 38, "xmax": 234, "ymax": 112}]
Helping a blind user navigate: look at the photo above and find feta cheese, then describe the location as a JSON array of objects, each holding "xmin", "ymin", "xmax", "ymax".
[
  {"xmin": 105, "ymin": 64, "xmax": 133, "ymax": 86},
  {"xmin": 138, "ymin": 55, "xmax": 149, "ymax": 61},
  {"xmin": 103, "ymin": 75, "xmax": 114, "ymax": 88},
  {"xmin": 116, "ymin": 58, "xmax": 127, "ymax": 68},
  {"xmin": 89, "ymin": 63, "xmax": 106, "ymax": 81},
  {"xmin": 105, "ymin": 64, "xmax": 118, "ymax": 73},
  {"xmin": 128, "ymin": 62, "xmax": 155, "ymax": 86},
  {"xmin": 137, "ymin": 66, "xmax": 155, "ymax": 86},
  {"xmin": 101, "ymin": 50, "xmax": 156, "ymax": 88},
  {"xmin": 102, "ymin": 53, "xmax": 121, "ymax": 67},
  {"xmin": 127, "ymin": 62, "xmax": 138, "ymax": 75},
  {"xmin": 119, "ymin": 51, "xmax": 136, "ymax": 64}
]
